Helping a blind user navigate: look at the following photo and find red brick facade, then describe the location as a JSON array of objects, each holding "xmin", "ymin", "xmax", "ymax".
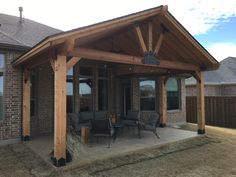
[
  {"xmin": 0, "ymin": 50, "xmax": 22, "ymax": 141},
  {"xmin": 30, "ymin": 63, "xmax": 54, "ymax": 136}
]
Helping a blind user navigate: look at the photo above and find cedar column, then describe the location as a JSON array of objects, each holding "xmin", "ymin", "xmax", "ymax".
[
  {"xmin": 159, "ymin": 76, "xmax": 167, "ymax": 127},
  {"xmin": 196, "ymin": 71, "xmax": 205, "ymax": 134},
  {"xmin": 52, "ymin": 55, "xmax": 67, "ymax": 167},
  {"xmin": 22, "ymin": 69, "xmax": 30, "ymax": 140}
]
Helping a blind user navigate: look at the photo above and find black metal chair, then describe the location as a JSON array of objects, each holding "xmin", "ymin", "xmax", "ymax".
[
  {"xmin": 121, "ymin": 110, "xmax": 140, "ymax": 126},
  {"xmin": 90, "ymin": 118, "xmax": 114, "ymax": 148},
  {"xmin": 138, "ymin": 112, "xmax": 160, "ymax": 139},
  {"xmin": 80, "ymin": 112, "xmax": 93, "ymax": 124},
  {"xmin": 94, "ymin": 111, "xmax": 108, "ymax": 120}
]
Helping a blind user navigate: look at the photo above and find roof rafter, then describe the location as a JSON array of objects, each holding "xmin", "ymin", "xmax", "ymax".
[
  {"xmin": 69, "ymin": 47, "xmax": 199, "ymax": 71},
  {"xmin": 134, "ymin": 25, "xmax": 147, "ymax": 54}
]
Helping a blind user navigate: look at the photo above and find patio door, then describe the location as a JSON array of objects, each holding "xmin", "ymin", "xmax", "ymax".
[{"xmin": 123, "ymin": 86, "xmax": 131, "ymax": 116}]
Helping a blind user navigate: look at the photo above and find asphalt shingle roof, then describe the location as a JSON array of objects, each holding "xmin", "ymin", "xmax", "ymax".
[
  {"xmin": 186, "ymin": 57, "xmax": 236, "ymax": 85},
  {"xmin": 0, "ymin": 13, "xmax": 61, "ymax": 48}
]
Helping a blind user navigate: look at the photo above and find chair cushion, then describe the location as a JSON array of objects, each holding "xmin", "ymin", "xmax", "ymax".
[
  {"xmin": 126, "ymin": 110, "xmax": 139, "ymax": 120},
  {"xmin": 80, "ymin": 112, "xmax": 93, "ymax": 122},
  {"xmin": 95, "ymin": 111, "xmax": 107, "ymax": 120}
]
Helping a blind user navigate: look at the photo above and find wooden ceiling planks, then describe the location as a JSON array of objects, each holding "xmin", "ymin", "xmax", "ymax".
[{"xmin": 158, "ymin": 15, "xmax": 214, "ymax": 67}]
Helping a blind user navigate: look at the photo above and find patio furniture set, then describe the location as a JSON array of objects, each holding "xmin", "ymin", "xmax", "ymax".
[{"xmin": 68, "ymin": 111, "xmax": 160, "ymax": 148}]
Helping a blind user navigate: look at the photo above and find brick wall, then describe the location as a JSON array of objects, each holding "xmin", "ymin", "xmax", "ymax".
[
  {"xmin": 186, "ymin": 85, "xmax": 221, "ymax": 96},
  {"xmin": 31, "ymin": 63, "xmax": 54, "ymax": 136},
  {"xmin": 0, "ymin": 50, "xmax": 22, "ymax": 141},
  {"xmin": 186, "ymin": 84, "xmax": 236, "ymax": 96},
  {"xmin": 221, "ymin": 84, "xmax": 236, "ymax": 96}
]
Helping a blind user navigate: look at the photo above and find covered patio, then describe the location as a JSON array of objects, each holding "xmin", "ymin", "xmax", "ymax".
[
  {"xmin": 26, "ymin": 127, "xmax": 198, "ymax": 168},
  {"xmin": 12, "ymin": 5, "xmax": 219, "ymax": 167}
]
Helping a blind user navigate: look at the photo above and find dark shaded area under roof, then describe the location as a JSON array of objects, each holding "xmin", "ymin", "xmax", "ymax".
[
  {"xmin": 0, "ymin": 13, "xmax": 62, "ymax": 48},
  {"xmin": 186, "ymin": 57, "xmax": 236, "ymax": 85}
]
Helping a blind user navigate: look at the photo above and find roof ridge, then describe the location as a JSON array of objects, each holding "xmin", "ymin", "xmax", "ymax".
[{"xmin": 0, "ymin": 29, "xmax": 28, "ymax": 46}]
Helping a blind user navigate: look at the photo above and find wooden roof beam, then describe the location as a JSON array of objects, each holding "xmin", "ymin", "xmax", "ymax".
[
  {"xmin": 69, "ymin": 47, "xmax": 199, "ymax": 71},
  {"xmin": 116, "ymin": 65, "xmax": 167, "ymax": 76},
  {"xmin": 66, "ymin": 57, "xmax": 81, "ymax": 71},
  {"xmin": 134, "ymin": 25, "xmax": 147, "ymax": 54},
  {"xmin": 59, "ymin": 38, "xmax": 75, "ymax": 55},
  {"xmin": 148, "ymin": 21, "xmax": 153, "ymax": 51},
  {"xmin": 154, "ymin": 32, "xmax": 164, "ymax": 55}
]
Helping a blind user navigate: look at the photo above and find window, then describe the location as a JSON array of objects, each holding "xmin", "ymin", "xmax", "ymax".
[
  {"xmin": 166, "ymin": 78, "xmax": 181, "ymax": 110},
  {"xmin": 98, "ymin": 67, "xmax": 108, "ymax": 111},
  {"xmin": 66, "ymin": 68, "xmax": 73, "ymax": 113},
  {"xmin": 80, "ymin": 67, "xmax": 93, "ymax": 112},
  {"xmin": 0, "ymin": 54, "xmax": 4, "ymax": 120},
  {"xmin": 140, "ymin": 80, "xmax": 156, "ymax": 111},
  {"xmin": 30, "ymin": 74, "xmax": 37, "ymax": 116}
]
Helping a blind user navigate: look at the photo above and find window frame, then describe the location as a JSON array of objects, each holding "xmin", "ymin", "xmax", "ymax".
[
  {"xmin": 66, "ymin": 68, "xmax": 74, "ymax": 113},
  {"xmin": 166, "ymin": 77, "xmax": 181, "ymax": 111},
  {"xmin": 79, "ymin": 66, "xmax": 94, "ymax": 112},
  {"xmin": 0, "ymin": 52, "xmax": 5, "ymax": 121},
  {"xmin": 139, "ymin": 79, "xmax": 156, "ymax": 111}
]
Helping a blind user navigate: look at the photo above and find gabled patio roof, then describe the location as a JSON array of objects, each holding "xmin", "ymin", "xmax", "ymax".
[
  {"xmin": 12, "ymin": 5, "xmax": 219, "ymax": 72},
  {"xmin": 19, "ymin": 5, "xmax": 216, "ymax": 167}
]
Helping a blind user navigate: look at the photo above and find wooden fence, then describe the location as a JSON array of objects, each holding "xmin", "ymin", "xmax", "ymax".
[{"xmin": 186, "ymin": 96, "xmax": 236, "ymax": 128}]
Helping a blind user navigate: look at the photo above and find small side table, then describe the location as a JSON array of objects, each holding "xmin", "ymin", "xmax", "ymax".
[{"xmin": 81, "ymin": 126, "xmax": 90, "ymax": 144}]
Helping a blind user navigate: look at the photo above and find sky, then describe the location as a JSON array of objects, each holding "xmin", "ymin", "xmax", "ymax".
[{"xmin": 0, "ymin": 0, "xmax": 236, "ymax": 61}]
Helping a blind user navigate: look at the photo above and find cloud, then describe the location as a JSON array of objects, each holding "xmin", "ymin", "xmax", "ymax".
[
  {"xmin": 1, "ymin": 0, "xmax": 236, "ymax": 35},
  {"xmin": 206, "ymin": 42, "xmax": 236, "ymax": 61},
  {"xmin": 159, "ymin": 0, "xmax": 236, "ymax": 35}
]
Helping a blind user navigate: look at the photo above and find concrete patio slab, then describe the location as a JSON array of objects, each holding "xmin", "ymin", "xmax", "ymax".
[{"xmin": 25, "ymin": 127, "xmax": 198, "ymax": 169}]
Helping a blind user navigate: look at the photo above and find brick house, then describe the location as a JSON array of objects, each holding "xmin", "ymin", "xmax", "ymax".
[
  {"xmin": 0, "ymin": 11, "xmax": 61, "ymax": 145},
  {"xmin": 186, "ymin": 57, "xmax": 236, "ymax": 96},
  {"xmin": 1, "ymin": 6, "xmax": 219, "ymax": 166}
]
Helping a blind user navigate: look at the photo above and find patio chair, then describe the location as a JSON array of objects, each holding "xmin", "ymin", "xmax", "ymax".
[
  {"xmin": 90, "ymin": 118, "xmax": 115, "ymax": 148},
  {"xmin": 79, "ymin": 111, "xmax": 93, "ymax": 125},
  {"xmin": 138, "ymin": 112, "xmax": 160, "ymax": 139},
  {"xmin": 94, "ymin": 111, "xmax": 108, "ymax": 120},
  {"xmin": 121, "ymin": 110, "xmax": 140, "ymax": 126}
]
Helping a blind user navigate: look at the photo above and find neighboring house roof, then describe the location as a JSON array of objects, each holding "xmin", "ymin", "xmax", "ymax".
[
  {"xmin": 0, "ymin": 13, "xmax": 61, "ymax": 49},
  {"xmin": 12, "ymin": 5, "xmax": 219, "ymax": 71},
  {"xmin": 186, "ymin": 57, "xmax": 236, "ymax": 85}
]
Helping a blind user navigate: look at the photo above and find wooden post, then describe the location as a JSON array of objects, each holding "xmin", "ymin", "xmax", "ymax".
[
  {"xmin": 196, "ymin": 71, "xmax": 205, "ymax": 134},
  {"xmin": 159, "ymin": 76, "xmax": 167, "ymax": 127},
  {"xmin": 52, "ymin": 55, "xmax": 67, "ymax": 167},
  {"xmin": 22, "ymin": 69, "xmax": 30, "ymax": 141}
]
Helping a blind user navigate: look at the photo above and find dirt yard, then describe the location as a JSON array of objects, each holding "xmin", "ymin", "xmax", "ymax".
[{"xmin": 1, "ymin": 124, "xmax": 236, "ymax": 177}]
